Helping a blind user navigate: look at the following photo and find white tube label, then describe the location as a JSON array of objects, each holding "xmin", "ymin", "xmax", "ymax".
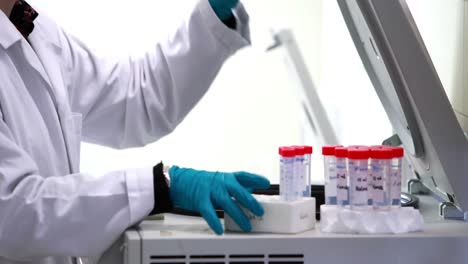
[
  {"xmin": 391, "ymin": 161, "xmax": 402, "ymax": 202},
  {"xmin": 336, "ymin": 158, "xmax": 348, "ymax": 205},
  {"xmin": 371, "ymin": 160, "xmax": 384, "ymax": 205},
  {"xmin": 327, "ymin": 161, "xmax": 337, "ymax": 197},
  {"xmin": 295, "ymin": 156, "xmax": 304, "ymax": 197},
  {"xmin": 349, "ymin": 160, "xmax": 368, "ymax": 206},
  {"xmin": 303, "ymin": 156, "xmax": 311, "ymax": 196},
  {"xmin": 280, "ymin": 157, "xmax": 295, "ymax": 201}
]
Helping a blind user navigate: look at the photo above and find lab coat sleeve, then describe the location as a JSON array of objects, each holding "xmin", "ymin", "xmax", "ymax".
[
  {"xmin": 64, "ymin": 0, "xmax": 250, "ymax": 148},
  {"xmin": 0, "ymin": 116, "xmax": 155, "ymax": 259}
]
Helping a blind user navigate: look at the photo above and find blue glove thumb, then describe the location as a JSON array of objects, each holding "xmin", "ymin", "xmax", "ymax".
[
  {"xmin": 169, "ymin": 166, "xmax": 270, "ymax": 235},
  {"xmin": 209, "ymin": 0, "xmax": 239, "ymax": 21}
]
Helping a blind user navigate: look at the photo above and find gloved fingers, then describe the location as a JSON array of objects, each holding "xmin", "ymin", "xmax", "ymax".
[
  {"xmin": 199, "ymin": 204, "xmax": 224, "ymax": 235},
  {"xmin": 234, "ymin": 172, "xmax": 271, "ymax": 191},
  {"xmin": 168, "ymin": 165, "xmax": 180, "ymax": 177},
  {"xmin": 218, "ymin": 194, "xmax": 251, "ymax": 232},
  {"xmin": 227, "ymin": 181, "xmax": 264, "ymax": 216}
]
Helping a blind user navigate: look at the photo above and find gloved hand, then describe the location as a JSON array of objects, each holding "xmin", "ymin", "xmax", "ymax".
[
  {"xmin": 169, "ymin": 166, "xmax": 270, "ymax": 234},
  {"xmin": 208, "ymin": 0, "xmax": 238, "ymax": 21}
]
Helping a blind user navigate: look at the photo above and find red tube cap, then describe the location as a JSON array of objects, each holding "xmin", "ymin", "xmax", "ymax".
[
  {"xmin": 334, "ymin": 147, "xmax": 348, "ymax": 158},
  {"xmin": 279, "ymin": 147, "xmax": 296, "ymax": 157},
  {"xmin": 291, "ymin": 146, "xmax": 306, "ymax": 155},
  {"xmin": 370, "ymin": 148, "xmax": 393, "ymax": 159},
  {"xmin": 391, "ymin": 147, "xmax": 404, "ymax": 158},
  {"xmin": 348, "ymin": 145, "xmax": 368, "ymax": 149},
  {"xmin": 369, "ymin": 145, "xmax": 386, "ymax": 149},
  {"xmin": 303, "ymin": 146, "xmax": 313, "ymax": 154},
  {"xmin": 348, "ymin": 148, "xmax": 370, "ymax": 160},
  {"xmin": 322, "ymin": 145, "xmax": 343, "ymax": 155},
  {"xmin": 373, "ymin": 146, "xmax": 404, "ymax": 158}
]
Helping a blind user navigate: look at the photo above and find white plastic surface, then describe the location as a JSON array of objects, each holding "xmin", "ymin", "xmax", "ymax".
[
  {"xmin": 225, "ymin": 195, "xmax": 316, "ymax": 234},
  {"xmin": 320, "ymin": 204, "xmax": 424, "ymax": 234}
]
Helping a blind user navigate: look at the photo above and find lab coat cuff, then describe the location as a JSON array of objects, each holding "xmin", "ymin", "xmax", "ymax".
[
  {"xmin": 125, "ymin": 167, "xmax": 155, "ymax": 225},
  {"xmin": 198, "ymin": 0, "xmax": 251, "ymax": 54}
]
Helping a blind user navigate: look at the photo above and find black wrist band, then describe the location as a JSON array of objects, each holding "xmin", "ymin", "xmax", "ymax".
[
  {"xmin": 222, "ymin": 14, "xmax": 237, "ymax": 30},
  {"xmin": 149, "ymin": 162, "xmax": 173, "ymax": 215}
]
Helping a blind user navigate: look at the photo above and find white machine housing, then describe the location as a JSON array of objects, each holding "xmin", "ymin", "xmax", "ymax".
[{"xmin": 121, "ymin": 196, "xmax": 468, "ymax": 264}]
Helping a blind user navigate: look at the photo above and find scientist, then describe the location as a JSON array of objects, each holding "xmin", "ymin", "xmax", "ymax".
[{"xmin": 0, "ymin": 0, "xmax": 270, "ymax": 263}]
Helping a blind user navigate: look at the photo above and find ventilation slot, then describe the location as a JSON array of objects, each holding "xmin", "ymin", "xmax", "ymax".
[
  {"xmin": 150, "ymin": 255, "xmax": 185, "ymax": 264},
  {"xmin": 268, "ymin": 254, "xmax": 304, "ymax": 264},
  {"xmin": 231, "ymin": 262, "xmax": 264, "ymax": 264},
  {"xmin": 268, "ymin": 260, "xmax": 304, "ymax": 264},
  {"xmin": 190, "ymin": 255, "xmax": 225, "ymax": 264},
  {"xmin": 230, "ymin": 255, "xmax": 264, "ymax": 259},
  {"xmin": 149, "ymin": 253, "xmax": 304, "ymax": 263},
  {"xmin": 228, "ymin": 254, "xmax": 265, "ymax": 263},
  {"xmin": 269, "ymin": 255, "xmax": 303, "ymax": 259},
  {"xmin": 191, "ymin": 255, "xmax": 225, "ymax": 259},
  {"xmin": 151, "ymin": 255, "xmax": 185, "ymax": 260}
]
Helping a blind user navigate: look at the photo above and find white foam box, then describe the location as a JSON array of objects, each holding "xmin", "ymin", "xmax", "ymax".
[{"xmin": 225, "ymin": 195, "xmax": 316, "ymax": 234}]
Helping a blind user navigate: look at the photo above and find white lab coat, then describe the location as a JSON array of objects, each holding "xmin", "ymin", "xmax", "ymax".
[{"xmin": 0, "ymin": 0, "xmax": 250, "ymax": 263}]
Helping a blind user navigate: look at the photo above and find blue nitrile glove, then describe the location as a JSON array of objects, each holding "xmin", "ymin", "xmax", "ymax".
[
  {"xmin": 169, "ymin": 166, "xmax": 270, "ymax": 235},
  {"xmin": 209, "ymin": 0, "xmax": 238, "ymax": 21}
]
